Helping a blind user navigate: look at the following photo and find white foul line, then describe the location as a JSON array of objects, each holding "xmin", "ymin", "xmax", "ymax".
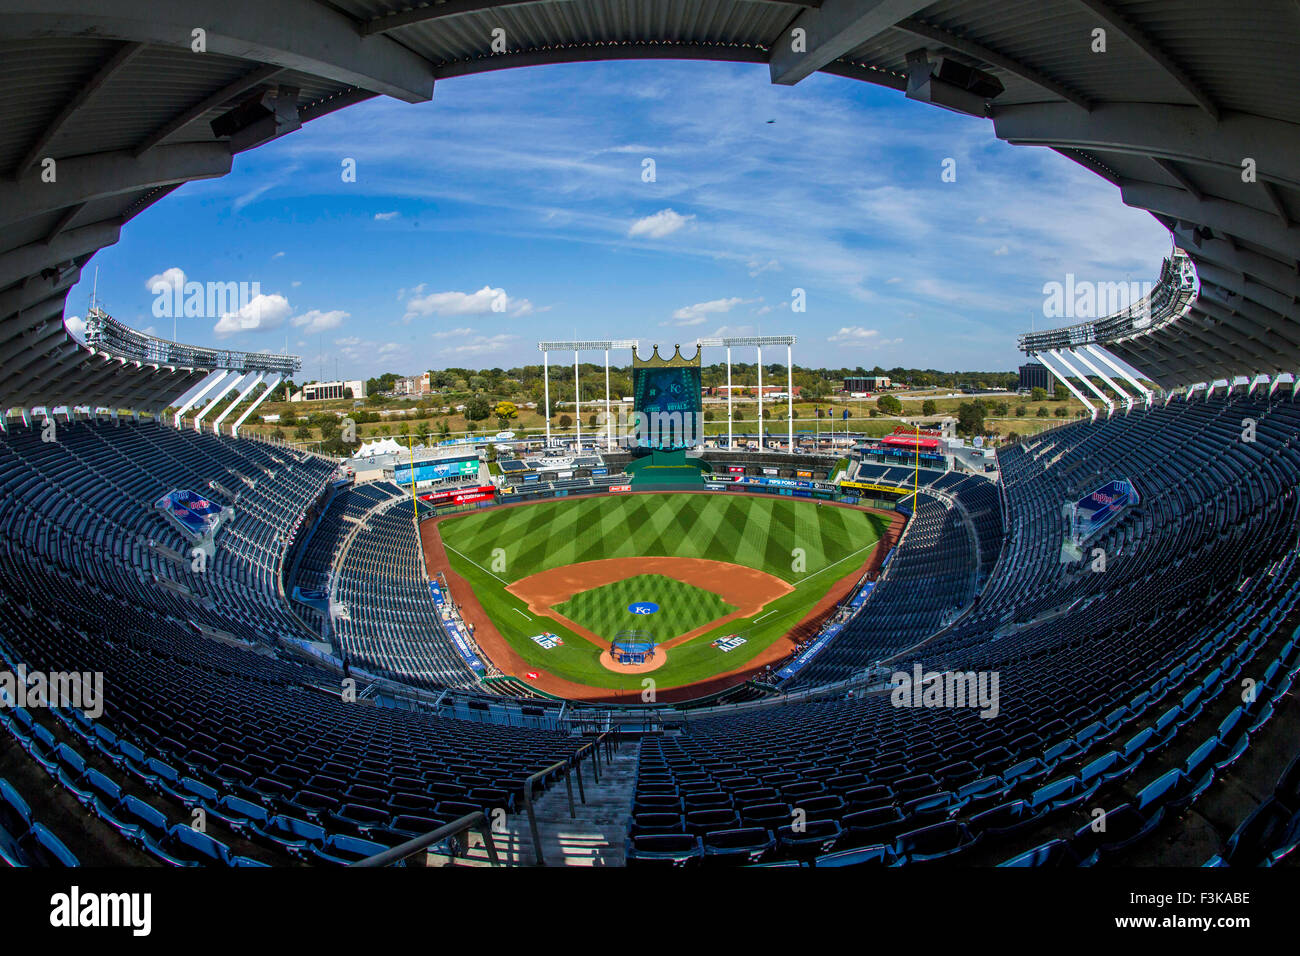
[{"xmin": 443, "ymin": 543, "xmax": 510, "ymax": 585}]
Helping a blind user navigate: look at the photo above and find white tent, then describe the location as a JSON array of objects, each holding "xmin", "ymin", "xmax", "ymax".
[{"xmin": 354, "ymin": 437, "xmax": 405, "ymax": 458}]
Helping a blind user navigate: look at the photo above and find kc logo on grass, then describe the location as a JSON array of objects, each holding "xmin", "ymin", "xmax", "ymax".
[{"xmin": 628, "ymin": 602, "xmax": 659, "ymax": 615}]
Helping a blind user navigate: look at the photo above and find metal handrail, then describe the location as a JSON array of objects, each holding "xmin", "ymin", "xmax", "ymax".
[
  {"xmin": 522, "ymin": 731, "xmax": 613, "ymax": 866},
  {"xmin": 351, "ymin": 811, "xmax": 500, "ymax": 867}
]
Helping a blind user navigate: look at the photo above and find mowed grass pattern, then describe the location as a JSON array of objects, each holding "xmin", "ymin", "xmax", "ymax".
[
  {"xmin": 437, "ymin": 493, "xmax": 890, "ymax": 692},
  {"xmin": 439, "ymin": 493, "xmax": 877, "ymax": 583},
  {"xmin": 553, "ymin": 574, "xmax": 736, "ymax": 642}
]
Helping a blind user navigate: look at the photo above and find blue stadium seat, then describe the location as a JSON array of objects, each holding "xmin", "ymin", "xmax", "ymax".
[
  {"xmin": 702, "ymin": 827, "xmax": 776, "ymax": 865},
  {"xmin": 20, "ymin": 824, "xmax": 79, "ymax": 867},
  {"xmin": 626, "ymin": 834, "xmax": 703, "ymax": 868},
  {"xmin": 998, "ymin": 839, "xmax": 1082, "ymax": 867}
]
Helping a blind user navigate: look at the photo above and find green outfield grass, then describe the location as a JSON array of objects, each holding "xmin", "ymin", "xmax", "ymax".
[
  {"xmin": 436, "ymin": 493, "xmax": 889, "ymax": 693},
  {"xmin": 553, "ymin": 573, "xmax": 736, "ymax": 642}
]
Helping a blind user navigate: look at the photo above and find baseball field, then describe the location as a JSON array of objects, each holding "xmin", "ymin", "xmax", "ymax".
[{"xmin": 424, "ymin": 492, "xmax": 897, "ymax": 700}]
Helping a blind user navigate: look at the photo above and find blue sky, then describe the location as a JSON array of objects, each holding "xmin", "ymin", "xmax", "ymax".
[{"xmin": 66, "ymin": 59, "xmax": 1172, "ymax": 378}]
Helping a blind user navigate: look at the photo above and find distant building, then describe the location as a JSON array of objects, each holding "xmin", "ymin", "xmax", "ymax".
[
  {"xmin": 844, "ymin": 376, "xmax": 890, "ymax": 392},
  {"xmin": 1019, "ymin": 362, "xmax": 1051, "ymax": 392},
  {"xmin": 705, "ymin": 385, "xmax": 800, "ymax": 397},
  {"xmin": 393, "ymin": 372, "xmax": 431, "ymax": 396},
  {"xmin": 292, "ymin": 379, "xmax": 366, "ymax": 402}
]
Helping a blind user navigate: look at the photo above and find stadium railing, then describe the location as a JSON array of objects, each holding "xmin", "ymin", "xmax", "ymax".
[
  {"xmin": 523, "ymin": 731, "xmax": 615, "ymax": 866},
  {"xmin": 350, "ymin": 811, "xmax": 500, "ymax": 867}
]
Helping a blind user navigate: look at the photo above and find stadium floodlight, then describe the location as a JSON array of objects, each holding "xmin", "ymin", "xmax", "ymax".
[
  {"xmin": 696, "ymin": 335, "xmax": 796, "ymax": 348},
  {"xmin": 696, "ymin": 335, "xmax": 798, "ymax": 451},
  {"xmin": 538, "ymin": 340, "xmax": 638, "ymax": 351},
  {"xmin": 537, "ymin": 340, "xmax": 639, "ymax": 450}
]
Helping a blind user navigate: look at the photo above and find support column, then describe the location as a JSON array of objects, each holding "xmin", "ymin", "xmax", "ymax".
[
  {"xmin": 213, "ymin": 371, "xmax": 264, "ymax": 435},
  {"xmin": 1052, "ymin": 349, "xmax": 1113, "ymax": 416},
  {"xmin": 604, "ymin": 348, "xmax": 611, "ymax": 450},
  {"xmin": 231, "ymin": 374, "xmax": 281, "ymax": 438},
  {"xmin": 543, "ymin": 351, "xmax": 550, "ymax": 448},
  {"xmin": 1038, "ymin": 351, "xmax": 1097, "ymax": 419},
  {"xmin": 756, "ymin": 346, "xmax": 764, "ymax": 449},
  {"xmin": 193, "ymin": 371, "xmax": 248, "ymax": 432},
  {"xmin": 1086, "ymin": 345, "xmax": 1153, "ymax": 407},
  {"xmin": 1069, "ymin": 349, "xmax": 1132, "ymax": 411},
  {"xmin": 787, "ymin": 344, "xmax": 794, "ymax": 451},
  {"xmin": 726, "ymin": 347, "xmax": 733, "ymax": 450},
  {"xmin": 173, "ymin": 369, "xmax": 232, "ymax": 428},
  {"xmin": 574, "ymin": 351, "xmax": 581, "ymax": 450}
]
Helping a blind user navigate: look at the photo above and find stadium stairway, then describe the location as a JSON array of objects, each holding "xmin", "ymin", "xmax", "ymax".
[{"xmin": 431, "ymin": 742, "xmax": 639, "ymax": 867}]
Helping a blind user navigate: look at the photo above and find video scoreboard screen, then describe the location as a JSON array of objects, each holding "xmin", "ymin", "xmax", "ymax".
[{"xmin": 632, "ymin": 364, "xmax": 702, "ymax": 450}]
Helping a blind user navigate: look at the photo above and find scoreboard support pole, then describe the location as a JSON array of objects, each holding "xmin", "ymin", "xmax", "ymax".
[
  {"xmin": 574, "ymin": 350, "xmax": 581, "ymax": 449},
  {"xmin": 787, "ymin": 343, "xmax": 794, "ymax": 451},
  {"xmin": 726, "ymin": 346, "xmax": 733, "ymax": 450},
  {"xmin": 605, "ymin": 348, "xmax": 612, "ymax": 450},
  {"xmin": 756, "ymin": 345, "xmax": 764, "ymax": 449}
]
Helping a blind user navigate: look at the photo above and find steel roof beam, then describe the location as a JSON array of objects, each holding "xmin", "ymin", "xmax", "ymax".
[
  {"xmin": 0, "ymin": 0, "xmax": 435, "ymax": 103},
  {"xmin": 0, "ymin": 221, "xmax": 120, "ymax": 291},
  {"xmin": 993, "ymin": 103, "xmax": 1300, "ymax": 190},
  {"xmin": 1151, "ymin": 157, "xmax": 1204, "ymax": 202},
  {"xmin": 0, "ymin": 143, "xmax": 232, "ymax": 229},
  {"xmin": 894, "ymin": 18, "xmax": 1091, "ymax": 110},
  {"xmin": 132, "ymin": 64, "xmax": 285, "ymax": 156},
  {"xmin": 769, "ymin": 0, "xmax": 930, "ymax": 85},
  {"xmin": 1070, "ymin": 0, "xmax": 1218, "ymax": 118},
  {"xmin": 9, "ymin": 40, "xmax": 147, "ymax": 179},
  {"xmin": 1121, "ymin": 181, "xmax": 1300, "ymax": 262}
]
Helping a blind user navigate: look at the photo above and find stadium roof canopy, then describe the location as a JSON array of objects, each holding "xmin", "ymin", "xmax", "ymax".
[{"xmin": 3, "ymin": 0, "xmax": 1299, "ymax": 409}]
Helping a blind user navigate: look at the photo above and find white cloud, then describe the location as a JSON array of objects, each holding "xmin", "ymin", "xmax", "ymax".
[
  {"xmin": 829, "ymin": 326, "xmax": 881, "ymax": 343},
  {"xmin": 233, "ymin": 181, "xmax": 276, "ymax": 212},
  {"xmin": 272, "ymin": 251, "xmax": 285, "ymax": 259},
  {"xmin": 628, "ymin": 208, "xmax": 693, "ymax": 239},
  {"xmin": 146, "ymin": 267, "xmax": 186, "ymax": 295},
  {"xmin": 671, "ymin": 297, "xmax": 751, "ymax": 325},
  {"xmin": 291, "ymin": 309, "xmax": 349, "ymax": 333},
  {"xmin": 710, "ymin": 324, "xmax": 754, "ymax": 338},
  {"xmin": 432, "ymin": 327, "xmax": 475, "ymax": 339},
  {"xmin": 404, "ymin": 285, "xmax": 532, "ymax": 319},
  {"xmin": 214, "ymin": 293, "xmax": 292, "ymax": 336},
  {"xmin": 374, "ymin": 211, "xmax": 400, "ymax": 221},
  {"xmin": 442, "ymin": 334, "xmax": 517, "ymax": 356},
  {"xmin": 746, "ymin": 257, "xmax": 780, "ymax": 277},
  {"xmin": 64, "ymin": 314, "xmax": 85, "ymax": 341},
  {"xmin": 993, "ymin": 245, "xmax": 1010, "ymax": 256}
]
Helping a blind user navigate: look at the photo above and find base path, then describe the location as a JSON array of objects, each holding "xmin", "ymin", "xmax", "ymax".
[{"xmin": 418, "ymin": 490, "xmax": 906, "ymax": 703}]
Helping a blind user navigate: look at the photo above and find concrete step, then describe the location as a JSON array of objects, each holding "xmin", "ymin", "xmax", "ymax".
[{"xmin": 430, "ymin": 742, "xmax": 638, "ymax": 867}]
